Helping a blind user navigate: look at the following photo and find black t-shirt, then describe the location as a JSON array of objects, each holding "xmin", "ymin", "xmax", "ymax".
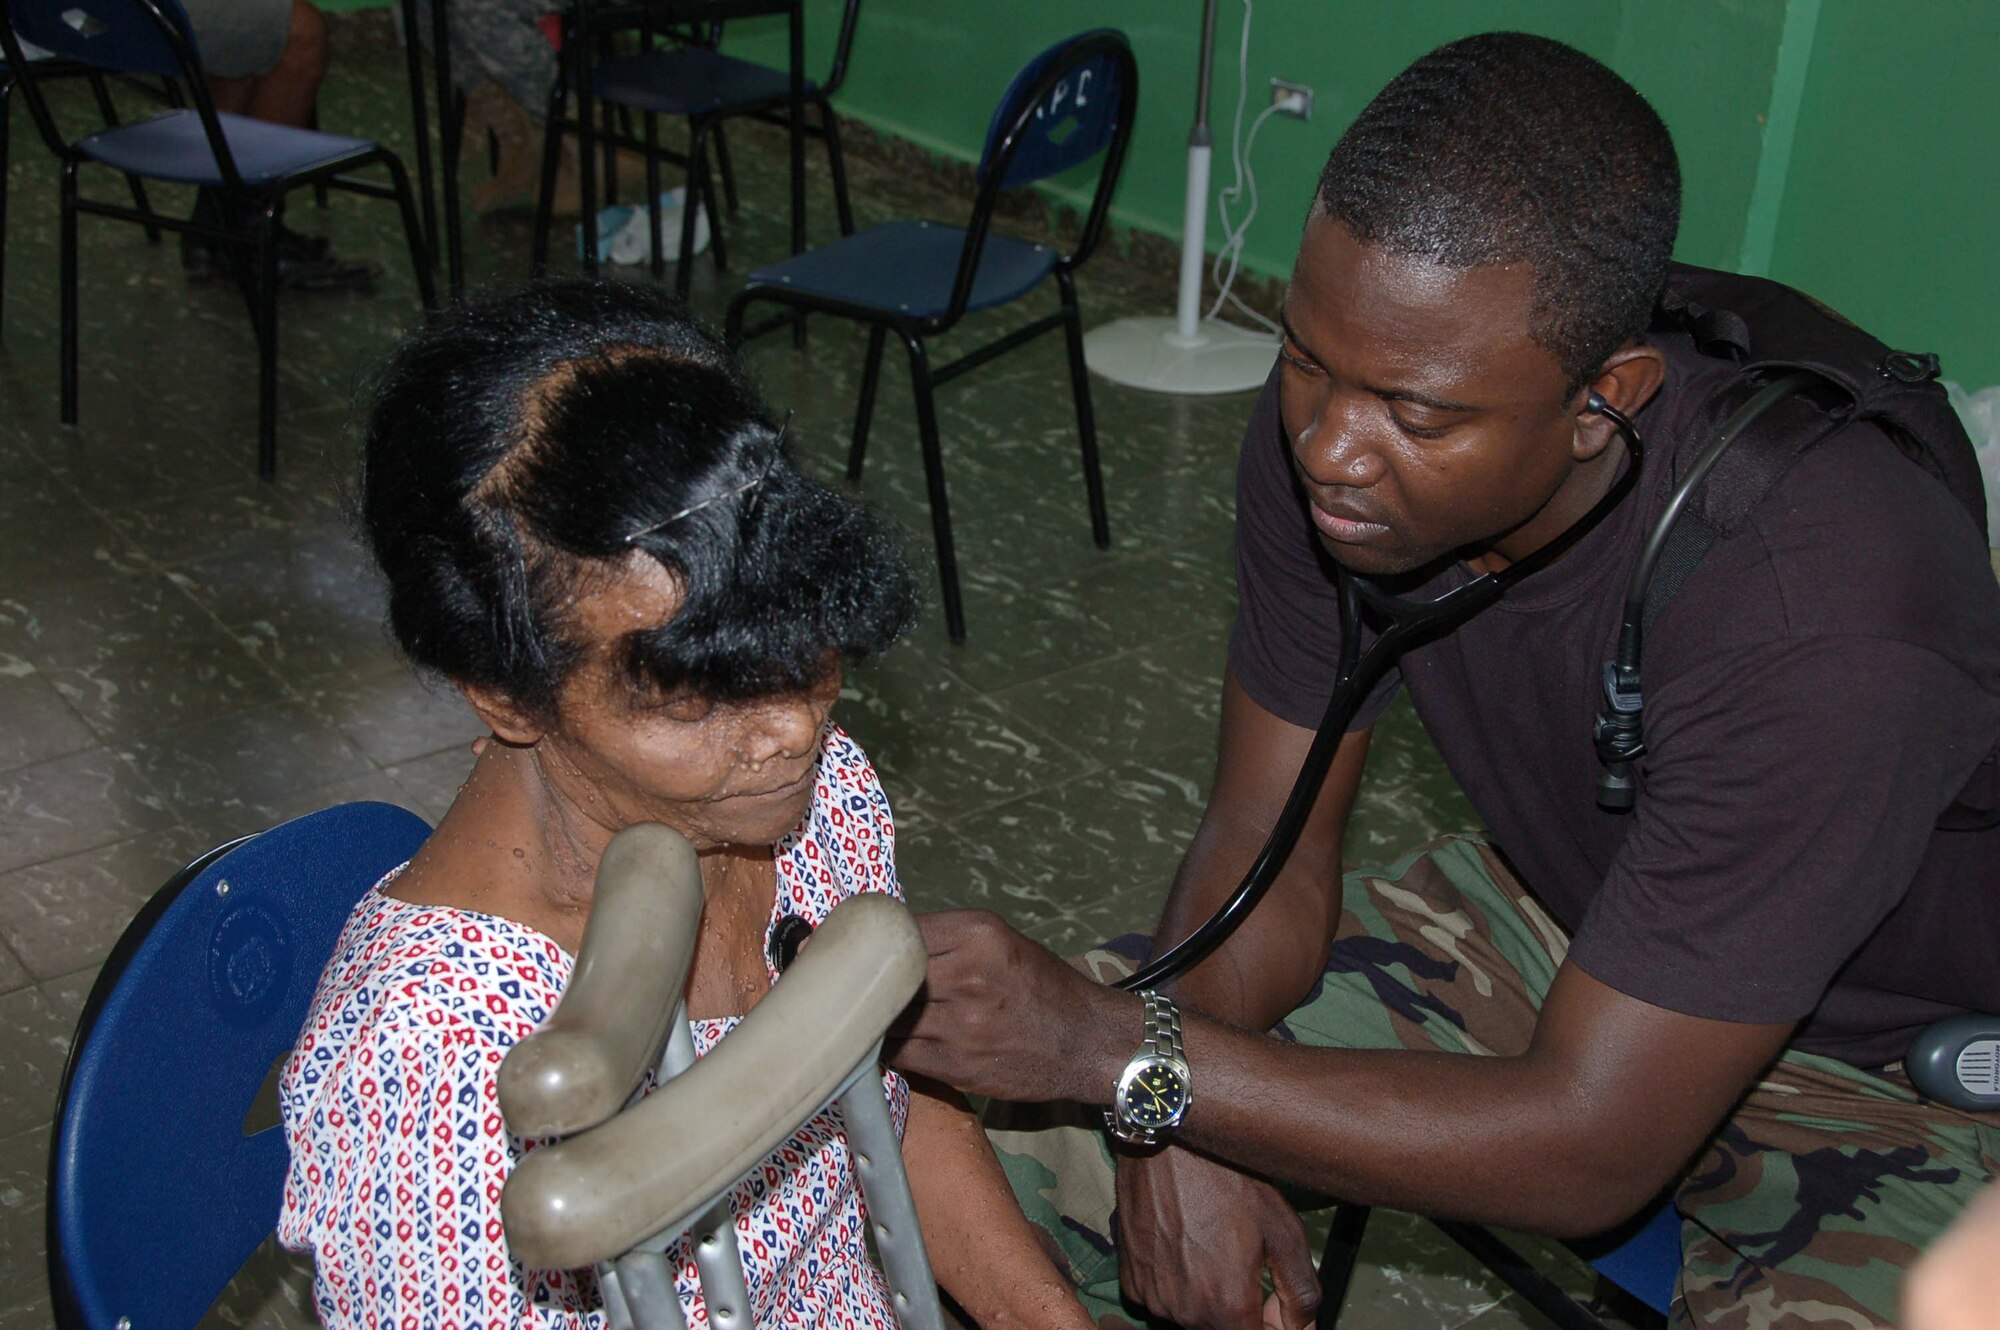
[{"xmin": 1229, "ymin": 338, "xmax": 2000, "ymax": 1067}]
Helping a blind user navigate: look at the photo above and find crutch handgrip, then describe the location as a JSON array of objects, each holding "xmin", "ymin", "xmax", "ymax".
[
  {"xmin": 498, "ymin": 823, "xmax": 704, "ymax": 1139},
  {"xmin": 502, "ymin": 893, "xmax": 926, "ymax": 1272}
]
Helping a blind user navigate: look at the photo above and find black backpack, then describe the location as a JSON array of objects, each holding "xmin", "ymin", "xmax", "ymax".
[
  {"xmin": 1641, "ymin": 263, "xmax": 1989, "ymax": 633},
  {"xmin": 1591, "ymin": 264, "xmax": 1992, "ymax": 811}
]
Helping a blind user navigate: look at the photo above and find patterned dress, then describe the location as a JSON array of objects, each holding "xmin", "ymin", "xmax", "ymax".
[{"xmin": 278, "ymin": 726, "xmax": 911, "ymax": 1329}]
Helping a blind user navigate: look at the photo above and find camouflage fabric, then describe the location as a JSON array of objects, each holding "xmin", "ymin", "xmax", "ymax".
[
  {"xmin": 415, "ymin": 0, "xmax": 559, "ymax": 119},
  {"xmin": 989, "ymin": 836, "xmax": 2000, "ymax": 1328}
]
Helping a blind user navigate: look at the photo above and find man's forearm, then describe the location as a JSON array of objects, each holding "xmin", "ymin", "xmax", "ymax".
[{"xmin": 1147, "ymin": 815, "xmax": 1341, "ymax": 1031}]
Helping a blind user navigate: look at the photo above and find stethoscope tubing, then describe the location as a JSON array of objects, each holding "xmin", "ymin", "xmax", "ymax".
[{"xmin": 1114, "ymin": 402, "xmax": 1646, "ymax": 993}]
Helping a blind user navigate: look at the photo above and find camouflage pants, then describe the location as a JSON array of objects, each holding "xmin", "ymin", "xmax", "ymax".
[{"xmin": 989, "ymin": 836, "xmax": 2000, "ymax": 1328}]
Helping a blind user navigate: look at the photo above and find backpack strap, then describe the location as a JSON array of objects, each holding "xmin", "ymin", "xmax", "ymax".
[{"xmin": 1638, "ymin": 374, "xmax": 1851, "ymax": 639}]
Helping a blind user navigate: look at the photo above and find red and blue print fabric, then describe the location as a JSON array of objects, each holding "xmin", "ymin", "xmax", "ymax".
[{"xmin": 278, "ymin": 726, "xmax": 910, "ymax": 1329}]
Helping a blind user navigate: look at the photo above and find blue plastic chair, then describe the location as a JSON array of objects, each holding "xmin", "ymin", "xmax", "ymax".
[
  {"xmin": 0, "ymin": 0, "xmax": 436, "ymax": 480},
  {"xmin": 531, "ymin": 0, "xmax": 864, "ymax": 294},
  {"xmin": 46, "ymin": 801, "xmax": 431, "ymax": 1330},
  {"xmin": 725, "ymin": 29, "xmax": 1139, "ymax": 642},
  {"xmin": 1317, "ymin": 1200, "xmax": 1679, "ymax": 1329}
]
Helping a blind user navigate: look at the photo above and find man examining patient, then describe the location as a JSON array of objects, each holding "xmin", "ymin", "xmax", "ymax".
[{"xmin": 892, "ymin": 31, "xmax": 2000, "ymax": 1330}]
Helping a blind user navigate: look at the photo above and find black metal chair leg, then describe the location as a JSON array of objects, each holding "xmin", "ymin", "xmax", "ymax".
[
  {"xmin": 382, "ymin": 155, "xmax": 439, "ymax": 312},
  {"xmin": 1316, "ymin": 1205, "xmax": 1373, "ymax": 1329},
  {"xmin": 644, "ymin": 111, "xmax": 664, "ymax": 281},
  {"xmin": 309, "ymin": 102, "xmax": 330, "ymax": 208},
  {"xmin": 600, "ymin": 92, "xmax": 620, "ymax": 206},
  {"xmin": 1057, "ymin": 269, "xmax": 1111, "ymax": 548},
  {"xmin": 819, "ymin": 98, "xmax": 854, "ymax": 237},
  {"xmin": 59, "ymin": 160, "xmax": 80, "ymax": 426},
  {"xmin": 712, "ymin": 120, "xmax": 739, "ymax": 215},
  {"xmin": 400, "ymin": 0, "xmax": 439, "ymax": 261},
  {"xmin": 674, "ymin": 119, "xmax": 708, "ymax": 299},
  {"xmin": 904, "ymin": 332, "xmax": 965, "ymax": 643},
  {"xmin": 529, "ymin": 80, "xmax": 566, "ymax": 275},
  {"xmin": 695, "ymin": 124, "xmax": 726, "ymax": 274},
  {"xmin": 849, "ymin": 324, "xmax": 886, "ymax": 481},
  {"xmin": 576, "ymin": 65, "xmax": 600, "ymax": 275},
  {"xmin": 253, "ymin": 204, "xmax": 281, "ymax": 481}
]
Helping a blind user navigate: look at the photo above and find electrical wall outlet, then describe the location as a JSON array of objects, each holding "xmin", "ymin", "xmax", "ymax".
[{"xmin": 1270, "ymin": 77, "xmax": 1313, "ymax": 121}]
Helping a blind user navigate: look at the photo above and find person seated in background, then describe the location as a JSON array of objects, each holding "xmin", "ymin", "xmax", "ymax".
[
  {"xmin": 179, "ymin": 0, "xmax": 374, "ymax": 289},
  {"xmin": 276, "ymin": 278, "xmax": 1094, "ymax": 1330}
]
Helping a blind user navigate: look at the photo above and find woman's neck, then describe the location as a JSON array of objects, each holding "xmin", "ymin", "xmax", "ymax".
[{"xmin": 390, "ymin": 740, "xmax": 781, "ymax": 1015}]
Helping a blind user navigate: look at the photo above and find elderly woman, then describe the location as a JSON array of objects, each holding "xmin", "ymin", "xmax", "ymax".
[{"xmin": 277, "ymin": 280, "xmax": 1092, "ymax": 1330}]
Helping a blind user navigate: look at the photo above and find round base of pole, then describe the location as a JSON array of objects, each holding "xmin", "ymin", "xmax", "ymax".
[{"xmin": 1083, "ymin": 316, "xmax": 1279, "ymax": 395}]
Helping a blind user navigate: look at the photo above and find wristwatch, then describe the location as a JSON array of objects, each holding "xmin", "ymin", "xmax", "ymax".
[{"xmin": 1105, "ymin": 989, "xmax": 1192, "ymax": 1146}]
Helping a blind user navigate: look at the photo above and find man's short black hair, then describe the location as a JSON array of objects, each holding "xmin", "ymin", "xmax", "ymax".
[
  {"xmin": 360, "ymin": 278, "xmax": 918, "ymax": 721},
  {"xmin": 1316, "ymin": 32, "xmax": 1681, "ymax": 393}
]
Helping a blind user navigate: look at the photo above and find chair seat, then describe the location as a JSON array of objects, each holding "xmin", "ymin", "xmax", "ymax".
[
  {"xmin": 592, "ymin": 47, "xmax": 820, "ymax": 116},
  {"xmin": 76, "ymin": 109, "xmax": 377, "ymax": 186},
  {"xmin": 744, "ymin": 220, "xmax": 1058, "ymax": 321}
]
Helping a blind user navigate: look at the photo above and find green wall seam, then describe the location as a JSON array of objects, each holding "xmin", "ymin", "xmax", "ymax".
[{"xmin": 1736, "ymin": 0, "xmax": 1820, "ymax": 277}]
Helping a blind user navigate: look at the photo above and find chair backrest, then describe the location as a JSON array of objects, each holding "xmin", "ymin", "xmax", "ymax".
[
  {"xmin": 942, "ymin": 29, "xmax": 1138, "ymax": 326},
  {"xmin": 47, "ymin": 802, "xmax": 432, "ymax": 1330},
  {"xmin": 499, "ymin": 824, "xmax": 942, "ymax": 1329}
]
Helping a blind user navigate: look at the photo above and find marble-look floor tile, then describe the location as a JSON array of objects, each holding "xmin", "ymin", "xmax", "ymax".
[
  {"xmin": 839, "ymin": 652, "xmax": 1093, "ymax": 827},
  {"xmin": 986, "ymin": 629, "xmax": 1226, "ymax": 771},
  {"xmin": 0, "ymin": 748, "xmax": 173, "ymax": 876},
  {"xmin": 0, "ymin": 674, "xmax": 96, "ymax": 776},
  {"xmin": 97, "ymin": 481, "xmax": 351, "ymax": 572},
  {"xmin": 294, "ymin": 667, "xmax": 488, "ymax": 769},
  {"xmin": 0, "ymin": 826, "xmax": 211, "ymax": 982},
  {"xmin": 115, "ymin": 703, "xmax": 376, "ymax": 836},
  {"xmin": 0, "ymin": 563, "xmax": 220, "ymax": 669},
  {"xmin": 0, "ymin": 984, "xmax": 84, "ymax": 1140},
  {"xmin": 0, "ymin": 1129, "xmax": 49, "ymax": 1218},
  {"xmin": 40, "ymin": 627, "xmax": 292, "ymax": 744},
  {"xmin": 944, "ymin": 751, "xmax": 1213, "ymax": 916},
  {"xmin": 0, "ymin": 1199, "xmax": 47, "ymax": 1315}
]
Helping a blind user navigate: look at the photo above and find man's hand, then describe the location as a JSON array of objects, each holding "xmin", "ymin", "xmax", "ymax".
[
  {"xmin": 889, "ymin": 910, "xmax": 1139, "ymax": 1104},
  {"xmin": 1118, "ymin": 1147, "xmax": 1320, "ymax": 1330}
]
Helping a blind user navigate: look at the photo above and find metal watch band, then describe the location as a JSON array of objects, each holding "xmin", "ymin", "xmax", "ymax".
[{"xmin": 1140, "ymin": 989, "xmax": 1183, "ymax": 1061}]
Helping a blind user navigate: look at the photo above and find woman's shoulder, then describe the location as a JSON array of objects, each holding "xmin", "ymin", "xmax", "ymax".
[{"xmin": 300, "ymin": 885, "xmax": 571, "ymax": 1055}]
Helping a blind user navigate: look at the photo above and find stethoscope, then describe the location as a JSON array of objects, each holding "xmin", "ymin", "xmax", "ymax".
[{"xmin": 1113, "ymin": 373, "xmax": 1822, "ymax": 993}]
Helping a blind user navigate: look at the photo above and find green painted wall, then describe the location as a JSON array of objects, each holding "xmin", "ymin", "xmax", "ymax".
[
  {"xmin": 719, "ymin": 0, "xmax": 1994, "ymax": 384},
  {"xmin": 1768, "ymin": 1, "xmax": 1999, "ymax": 387}
]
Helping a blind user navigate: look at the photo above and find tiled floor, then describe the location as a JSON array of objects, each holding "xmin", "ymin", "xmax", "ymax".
[{"xmin": 0, "ymin": 23, "xmax": 1602, "ymax": 1329}]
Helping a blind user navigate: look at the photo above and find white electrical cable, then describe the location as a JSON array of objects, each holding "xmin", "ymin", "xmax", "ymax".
[{"xmin": 1204, "ymin": 0, "xmax": 1282, "ymax": 337}]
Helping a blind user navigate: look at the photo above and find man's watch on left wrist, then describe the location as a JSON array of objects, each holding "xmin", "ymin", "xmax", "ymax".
[{"xmin": 1105, "ymin": 989, "xmax": 1191, "ymax": 1147}]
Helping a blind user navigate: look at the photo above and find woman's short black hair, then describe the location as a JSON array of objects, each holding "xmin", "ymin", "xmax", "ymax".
[
  {"xmin": 360, "ymin": 278, "xmax": 918, "ymax": 720},
  {"xmin": 1316, "ymin": 32, "xmax": 1681, "ymax": 395}
]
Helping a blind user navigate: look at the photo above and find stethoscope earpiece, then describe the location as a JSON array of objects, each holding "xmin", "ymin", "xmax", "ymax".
[{"xmin": 1586, "ymin": 390, "xmax": 1609, "ymax": 415}]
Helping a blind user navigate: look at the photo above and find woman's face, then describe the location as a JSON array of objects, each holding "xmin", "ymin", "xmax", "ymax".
[{"xmin": 526, "ymin": 555, "xmax": 841, "ymax": 852}]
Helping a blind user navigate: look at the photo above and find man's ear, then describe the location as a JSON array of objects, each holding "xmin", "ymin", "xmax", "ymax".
[
  {"xmin": 1572, "ymin": 344, "xmax": 1667, "ymax": 462},
  {"xmin": 458, "ymin": 682, "xmax": 544, "ymax": 746}
]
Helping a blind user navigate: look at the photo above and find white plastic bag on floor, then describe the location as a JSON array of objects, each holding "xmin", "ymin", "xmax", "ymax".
[
  {"xmin": 574, "ymin": 190, "xmax": 711, "ymax": 267},
  {"xmin": 1943, "ymin": 381, "xmax": 2000, "ymax": 546}
]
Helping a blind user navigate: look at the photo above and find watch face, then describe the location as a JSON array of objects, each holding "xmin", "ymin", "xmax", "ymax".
[{"xmin": 1120, "ymin": 1063, "xmax": 1187, "ymax": 1128}]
